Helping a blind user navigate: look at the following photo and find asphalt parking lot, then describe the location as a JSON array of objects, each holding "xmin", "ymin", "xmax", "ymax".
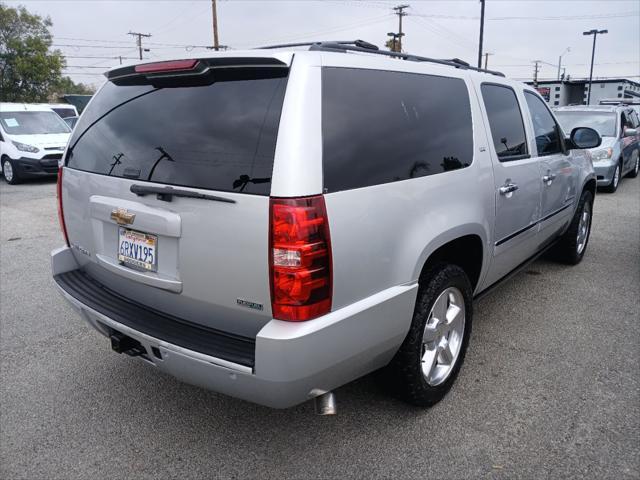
[{"xmin": 1, "ymin": 175, "xmax": 638, "ymax": 479}]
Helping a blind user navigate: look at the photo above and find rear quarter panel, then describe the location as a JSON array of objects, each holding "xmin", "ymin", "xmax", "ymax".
[{"xmin": 316, "ymin": 67, "xmax": 496, "ymax": 308}]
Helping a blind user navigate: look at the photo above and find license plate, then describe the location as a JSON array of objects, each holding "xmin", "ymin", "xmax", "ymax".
[{"xmin": 118, "ymin": 228, "xmax": 157, "ymax": 272}]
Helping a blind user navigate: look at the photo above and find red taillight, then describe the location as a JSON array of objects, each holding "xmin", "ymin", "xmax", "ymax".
[
  {"xmin": 269, "ymin": 196, "xmax": 332, "ymax": 321},
  {"xmin": 57, "ymin": 167, "xmax": 70, "ymax": 247},
  {"xmin": 134, "ymin": 59, "xmax": 198, "ymax": 74}
]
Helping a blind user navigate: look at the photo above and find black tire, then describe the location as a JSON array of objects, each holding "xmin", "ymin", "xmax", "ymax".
[
  {"xmin": 626, "ymin": 151, "xmax": 639, "ymax": 178},
  {"xmin": 383, "ymin": 263, "xmax": 473, "ymax": 407},
  {"xmin": 1, "ymin": 158, "xmax": 21, "ymax": 185},
  {"xmin": 552, "ymin": 190, "xmax": 593, "ymax": 265},
  {"xmin": 601, "ymin": 161, "xmax": 621, "ymax": 193}
]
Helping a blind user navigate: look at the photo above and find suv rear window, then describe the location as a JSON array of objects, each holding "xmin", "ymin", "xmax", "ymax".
[
  {"xmin": 322, "ymin": 68, "xmax": 473, "ymax": 192},
  {"xmin": 66, "ymin": 70, "xmax": 288, "ymax": 195}
]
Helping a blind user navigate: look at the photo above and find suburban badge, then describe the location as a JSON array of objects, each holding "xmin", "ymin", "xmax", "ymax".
[{"xmin": 237, "ymin": 299, "xmax": 264, "ymax": 311}]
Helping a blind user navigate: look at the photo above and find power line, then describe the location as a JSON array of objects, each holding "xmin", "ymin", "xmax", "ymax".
[
  {"xmin": 152, "ymin": 1, "xmax": 205, "ymax": 35},
  {"xmin": 234, "ymin": 13, "xmax": 391, "ymax": 47},
  {"xmin": 52, "ymin": 44, "xmax": 132, "ymax": 49},
  {"xmin": 494, "ymin": 61, "xmax": 640, "ymax": 67},
  {"xmin": 512, "ymin": 75, "xmax": 640, "ymax": 80},
  {"xmin": 489, "ymin": 11, "xmax": 638, "ymax": 21},
  {"xmin": 61, "ymin": 55, "xmax": 138, "ymax": 60},
  {"xmin": 61, "ymin": 72, "xmax": 106, "ymax": 76},
  {"xmin": 54, "ymin": 39, "xmax": 213, "ymax": 48},
  {"xmin": 407, "ymin": 16, "xmax": 475, "ymax": 52},
  {"xmin": 65, "ymin": 65, "xmax": 113, "ymax": 69},
  {"xmin": 409, "ymin": 11, "xmax": 638, "ymax": 21},
  {"xmin": 416, "ymin": 16, "xmax": 476, "ymax": 49}
]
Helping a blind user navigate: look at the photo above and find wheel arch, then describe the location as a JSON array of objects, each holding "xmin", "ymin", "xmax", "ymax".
[
  {"xmin": 416, "ymin": 233, "xmax": 486, "ymax": 293},
  {"xmin": 582, "ymin": 176, "xmax": 597, "ymax": 199}
]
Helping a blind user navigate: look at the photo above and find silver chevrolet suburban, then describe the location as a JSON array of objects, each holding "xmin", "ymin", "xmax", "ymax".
[{"xmin": 51, "ymin": 41, "xmax": 602, "ymax": 412}]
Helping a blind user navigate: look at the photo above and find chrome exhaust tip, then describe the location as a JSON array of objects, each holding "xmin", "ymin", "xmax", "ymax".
[{"xmin": 313, "ymin": 391, "xmax": 337, "ymax": 415}]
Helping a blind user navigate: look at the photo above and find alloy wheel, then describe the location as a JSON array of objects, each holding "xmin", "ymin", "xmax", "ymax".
[
  {"xmin": 421, "ymin": 287, "xmax": 466, "ymax": 386},
  {"xmin": 613, "ymin": 165, "xmax": 620, "ymax": 188},
  {"xmin": 576, "ymin": 200, "xmax": 591, "ymax": 254},
  {"xmin": 2, "ymin": 161, "xmax": 13, "ymax": 183}
]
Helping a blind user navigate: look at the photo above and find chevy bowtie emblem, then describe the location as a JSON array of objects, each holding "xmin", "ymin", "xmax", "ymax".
[{"xmin": 110, "ymin": 208, "xmax": 136, "ymax": 225}]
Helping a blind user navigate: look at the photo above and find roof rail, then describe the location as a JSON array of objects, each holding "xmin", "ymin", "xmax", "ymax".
[
  {"xmin": 256, "ymin": 40, "xmax": 505, "ymax": 77},
  {"xmin": 258, "ymin": 39, "xmax": 378, "ymax": 51}
]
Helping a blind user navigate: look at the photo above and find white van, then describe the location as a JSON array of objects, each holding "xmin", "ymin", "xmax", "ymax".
[
  {"xmin": 45, "ymin": 103, "xmax": 79, "ymax": 119},
  {"xmin": 0, "ymin": 103, "xmax": 71, "ymax": 184}
]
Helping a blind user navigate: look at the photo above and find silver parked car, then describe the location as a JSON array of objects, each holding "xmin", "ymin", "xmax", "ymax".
[
  {"xmin": 554, "ymin": 105, "xmax": 640, "ymax": 192},
  {"xmin": 51, "ymin": 42, "xmax": 601, "ymax": 411}
]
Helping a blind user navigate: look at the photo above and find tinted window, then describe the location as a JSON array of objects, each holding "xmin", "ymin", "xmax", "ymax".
[
  {"xmin": 52, "ymin": 108, "xmax": 76, "ymax": 119},
  {"xmin": 621, "ymin": 111, "xmax": 634, "ymax": 131},
  {"xmin": 481, "ymin": 84, "xmax": 528, "ymax": 161},
  {"xmin": 524, "ymin": 91, "xmax": 563, "ymax": 156},
  {"xmin": 322, "ymin": 68, "xmax": 473, "ymax": 192},
  {"xmin": 66, "ymin": 73, "xmax": 287, "ymax": 195}
]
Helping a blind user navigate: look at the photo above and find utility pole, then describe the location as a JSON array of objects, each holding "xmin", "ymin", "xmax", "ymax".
[
  {"xmin": 483, "ymin": 52, "xmax": 493, "ymax": 70},
  {"xmin": 118, "ymin": 55, "xmax": 122, "ymax": 65},
  {"xmin": 477, "ymin": 0, "xmax": 485, "ymax": 69},
  {"xmin": 211, "ymin": 0, "xmax": 220, "ymax": 51},
  {"xmin": 393, "ymin": 5, "xmax": 409, "ymax": 52},
  {"xmin": 557, "ymin": 47, "xmax": 570, "ymax": 81},
  {"xmin": 128, "ymin": 31, "xmax": 151, "ymax": 60},
  {"xmin": 533, "ymin": 60, "xmax": 541, "ymax": 88},
  {"xmin": 583, "ymin": 29, "xmax": 607, "ymax": 105}
]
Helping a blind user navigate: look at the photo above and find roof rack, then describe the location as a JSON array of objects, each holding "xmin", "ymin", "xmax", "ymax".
[
  {"xmin": 259, "ymin": 39, "xmax": 379, "ymax": 51},
  {"xmin": 257, "ymin": 40, "xmax": 504, "ymax": 77}
]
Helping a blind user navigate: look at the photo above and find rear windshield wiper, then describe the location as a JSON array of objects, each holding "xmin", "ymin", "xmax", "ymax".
[{"xmin": 130, "ymin": 184, "xmax": 236, "ymax": 204}]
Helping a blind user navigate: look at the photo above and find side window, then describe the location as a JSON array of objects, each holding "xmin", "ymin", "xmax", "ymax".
[
  {"xmin": 480, "ymin": 84, "xmax": 528, "ymax": 161},
  {"xmin": 524, "ymin": 91, "xmax": 563, "ymax": 156},
  {"xmin": 322, "ymin": 68, "xmax": 473, "ymax": 192},
  {"xmin": 623, "ymin": 111, "xmax": 636, "ymax": 129},
  {"xmin": 630, "ymin": 111, "xmax": 640, "ymax": 128},
  {"xmin": 620, "ymin": 113, "xmax": 630, "ymax": 134}
]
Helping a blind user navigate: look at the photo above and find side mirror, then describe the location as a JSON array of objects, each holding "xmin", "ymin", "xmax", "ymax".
[
  {"xmin": 569, "ymin": 127, "xmax": 601, "ymax": 149},
  {"xmin": 623, "ymin": 128, "xmax": 638, "ymax": 138}
]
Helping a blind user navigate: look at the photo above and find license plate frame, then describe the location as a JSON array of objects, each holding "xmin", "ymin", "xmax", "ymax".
[{"xmin": 117, "ymin": 227, "xmax": 158, "ymax": 272}]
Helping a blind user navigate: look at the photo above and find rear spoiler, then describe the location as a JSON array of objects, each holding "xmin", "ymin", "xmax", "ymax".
[{"xmin": 106, "ymin": 57, "xmax": 289, "ymax": 85}]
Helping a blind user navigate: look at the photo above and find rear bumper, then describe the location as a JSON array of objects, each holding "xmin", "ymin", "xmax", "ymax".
[
  {"xmin": 52, "ymin": 246, "xmax": 417, "ymax": 408},
  {"xmin": 593, "ymin": 160, "xmax": 618, "ymax": 186}
]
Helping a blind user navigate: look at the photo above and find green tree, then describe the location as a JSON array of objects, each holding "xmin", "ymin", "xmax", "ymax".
[
  {"xmin": 0, "ymin": 3, "xmax": 65, "ymax": 102},
  {"xmin": 52, "ymin": 76, "xmax": 96, "ymax": 96},
  {"xmin": 385, "ymin": 38, "xmax": 401, "ymax": 53}
]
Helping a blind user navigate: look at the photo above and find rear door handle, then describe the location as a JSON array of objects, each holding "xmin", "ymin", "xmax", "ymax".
[
  {"xmin": 499, "ymin": 183, "xmax": 519, "ymax": 195},
  {"xmin": 542, "ymin": 173, "xmax": 557, "ymax": 184}
]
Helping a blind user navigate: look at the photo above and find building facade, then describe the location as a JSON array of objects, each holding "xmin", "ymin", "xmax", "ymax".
[{"xmin": 526, "ymin": 78, "xmax": 640, "ymax": 107}]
